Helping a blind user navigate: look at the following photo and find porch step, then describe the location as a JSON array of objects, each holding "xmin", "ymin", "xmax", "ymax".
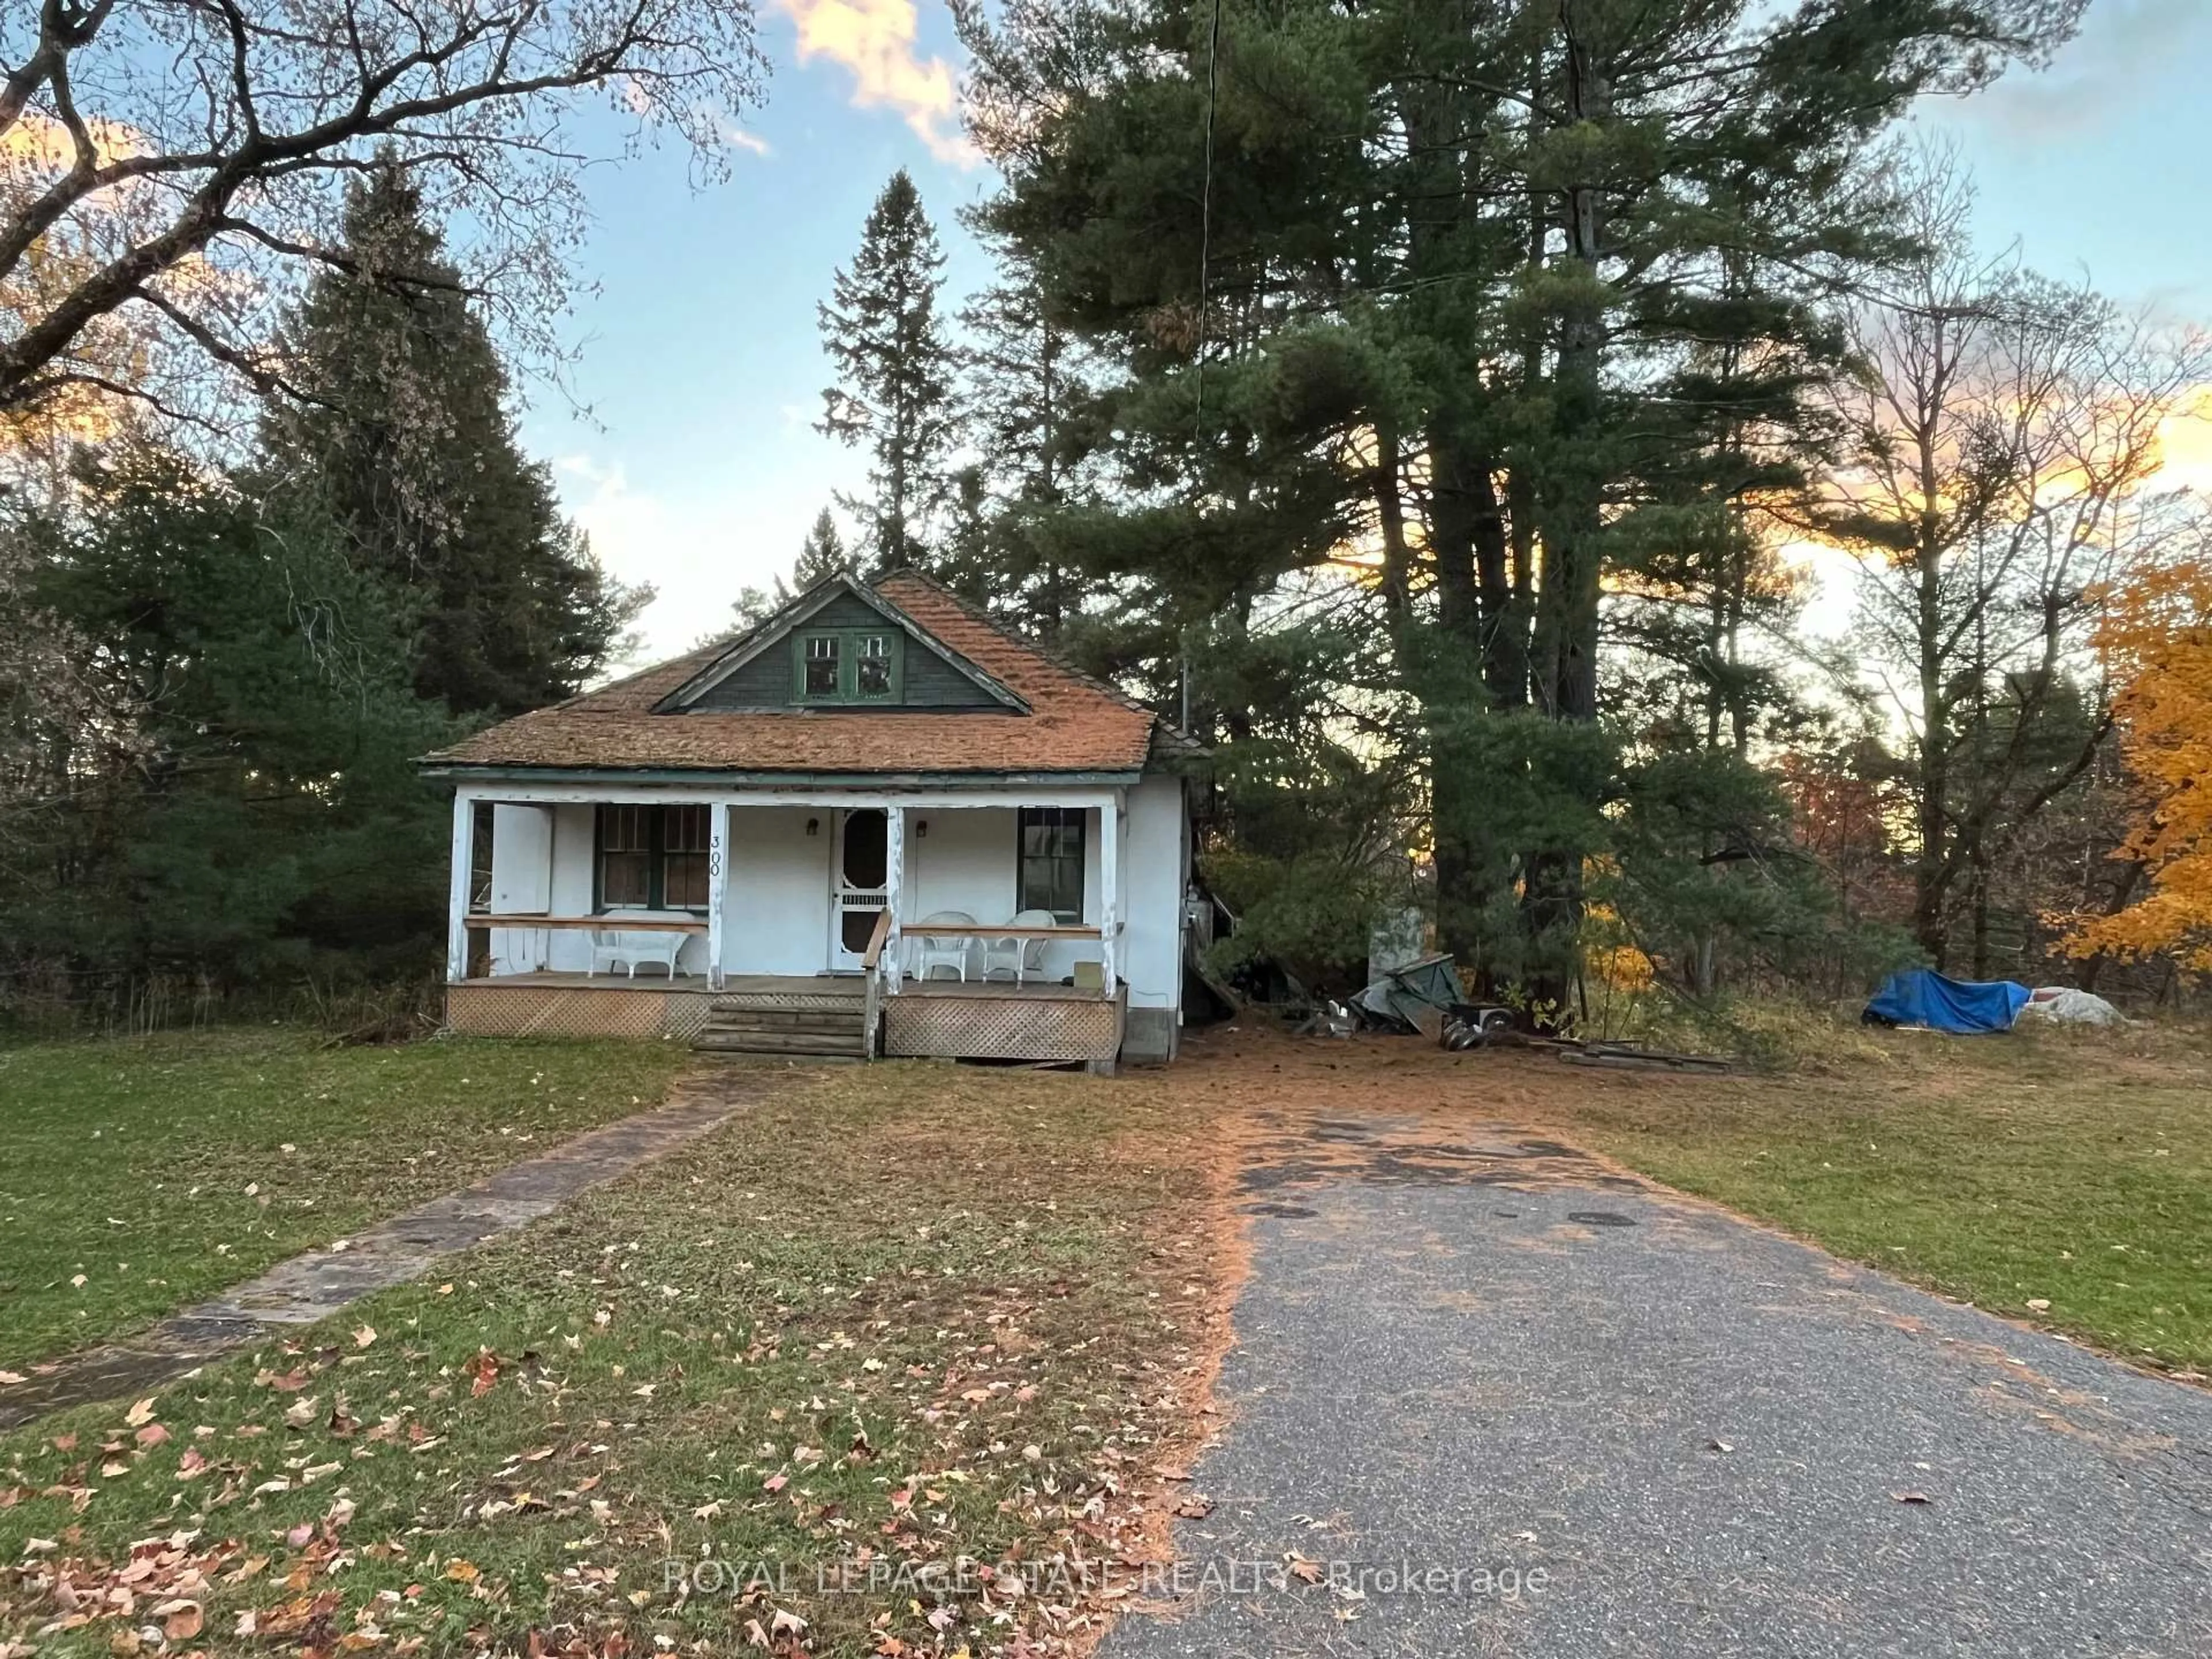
[
  {"xmin": 694, "ymin": 980, "xmax": 871, "ymax": 1058},
  {"xmin": 693, "ymin": 1029, "xmax": 866, "ymax": 1058},
  {"xmin": 704, "ymin": 1008, "xmax": 865, "ymax": 1036},
  {"xmin": 709, "ymin": 988, "xmax": 866, "ymax": 1014}
]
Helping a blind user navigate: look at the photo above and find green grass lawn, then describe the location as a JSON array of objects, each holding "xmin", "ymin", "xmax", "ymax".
[
  {"xmin": 5, "ymin": 1016, "xmax": 2204, "ymax": 1657},
  {"xmin": 0, "ymin": 1062, "xmax": 1218, "ymax": 1658},
  {"xmin": 0, "ymin": 1030, "xmax": 690, "ymax": 1372},
  {"xmin": 1537, "ymin": 1016, "xmax": 2212, "ymax": 1374}
]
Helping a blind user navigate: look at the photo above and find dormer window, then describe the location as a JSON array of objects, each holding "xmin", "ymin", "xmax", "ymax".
[
  {"xmin": 855, "ymin": 633, "xmax": 892, "ymax": 696},
  {"xmin": 796, "ymin": 628, "xmax": 901, "ymax": 703},
  {"xmin": 804, "ymin": 634, "xmax": 840, "ymax": 697}
]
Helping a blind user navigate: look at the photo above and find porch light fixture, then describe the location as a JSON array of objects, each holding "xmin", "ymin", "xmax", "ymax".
[
  {"xmin": 916, "ymin": 819, "xmax": 928, "ymax": 839},
  {"xmin": 806, "ymin": 817, "xmax": 819, "ymax": 836}
]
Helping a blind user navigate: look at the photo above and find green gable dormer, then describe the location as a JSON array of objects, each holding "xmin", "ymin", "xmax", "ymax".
[
  {"xmin": 794, "ymin": 623, "xmax": 902, "ymax": 703},
  {"xmin": 654, "ymin": 575, "xmax": 1026, "ymax": 715}
]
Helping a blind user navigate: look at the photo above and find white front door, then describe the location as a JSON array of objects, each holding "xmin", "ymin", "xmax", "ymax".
[{"xmin": 829, "ymin": 808, "xmax": 889, "ymax": 971}]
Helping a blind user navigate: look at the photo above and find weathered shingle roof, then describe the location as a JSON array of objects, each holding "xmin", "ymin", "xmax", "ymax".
[{"xmin": 422, "ymin": 572, "xmax": 1185, "ymax": 778}]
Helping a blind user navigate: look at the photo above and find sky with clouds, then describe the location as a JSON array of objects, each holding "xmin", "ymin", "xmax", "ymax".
[{"xmin": 516, "ymin": 0, "xmax": 2212, "ymax": 662}]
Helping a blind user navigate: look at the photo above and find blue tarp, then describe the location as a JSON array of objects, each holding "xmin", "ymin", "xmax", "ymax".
[{"xmin": 1863, "ymin": 969, "xmax": 2031, "ymax": 1033}]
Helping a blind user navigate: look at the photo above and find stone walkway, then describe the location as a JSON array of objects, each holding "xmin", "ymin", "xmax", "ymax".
[
  {"xmin": 0, "ymin": 1063, "xmax": 781, "ymax": 1432},
  {"xmin": 1104, "ymin": 1109, "xmax": 2212, "ymax": 1658}
]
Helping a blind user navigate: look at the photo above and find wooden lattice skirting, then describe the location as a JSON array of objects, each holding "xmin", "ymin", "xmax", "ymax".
[
  {"xmin": 884, "ymin": 991, "xmax": 1123, "ymax": 1062},
  {"xmin": 446, "ymin": 983, "xmax": 714, "ymax": 1043}
]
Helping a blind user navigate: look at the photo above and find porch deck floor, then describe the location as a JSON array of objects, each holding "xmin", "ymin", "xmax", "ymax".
[{"xmin": 457, "ymin": 971, "xmax": 1111, "ymax": 1001}]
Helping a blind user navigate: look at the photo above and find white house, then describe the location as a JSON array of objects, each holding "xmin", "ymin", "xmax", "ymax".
[{"xmin": 421, "ymin": 571, "xmax": 1198, "ymax": 1067}]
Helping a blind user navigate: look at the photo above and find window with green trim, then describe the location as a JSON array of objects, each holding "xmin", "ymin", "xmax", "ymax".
[
  {"xmin": 596, "ymin": 805, "xmax": 710, "ymax": 911},
  {"xmin": 794, "ymin": 628, "xmax": 902, "ymax": 703},
  {"xmin": 855, "ymin": 632, "xmax": 893, "ymax": 696},
  {"xmin": 802, "ymin": 634, "xmax": 840, "ymax": 698}
]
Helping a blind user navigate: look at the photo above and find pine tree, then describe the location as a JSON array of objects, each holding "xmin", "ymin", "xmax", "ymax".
[
  {"xmin": 950, "ymin": 256, "xmax": 1101, "ymax": 637},
  {"xmin": 256, "ymin": 163, "xmax": 641, "ymax": 719},
  {"xmin": 795, "ymin": 506, "xmax": 857, "ymax": 586},
  {"xmin": 959, "ymin": 0, "xmax": 2084, "ymax": 1006},
  {"xmin": 724, "ymin": 507, "xmax": 857, "ymax": 637},
  {"xmin": 817, "ymin": 171, "xmax": 957, "ymax": 573},
  {"xmin": 10, "ymin": 446, "xmax": 458, "ymax": 987}
]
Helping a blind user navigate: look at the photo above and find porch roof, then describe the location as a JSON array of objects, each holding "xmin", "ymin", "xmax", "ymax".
[{"xmin": 423, "ymin": 573, "xmax": 1195, "ymax": 779}]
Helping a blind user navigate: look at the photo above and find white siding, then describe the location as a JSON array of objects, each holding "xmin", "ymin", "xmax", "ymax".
[
  {"xmin": 907, "ymin": 807, "xmax": 1016, "ymax": 923},
  {"xmin": 724, "ymin": 806, "xmax": 833, "ymax": 975},
  {"xmin": 1122, "ymin": 776, "xmax": 1187, "ymax": 1011},
  {"xmin": 901, "ymin": 806, "xmax": 1105, "ymax": 982},
  {"xmin": 463, "ymin": 783, "xmax": 1182, "ymax": 1007}
]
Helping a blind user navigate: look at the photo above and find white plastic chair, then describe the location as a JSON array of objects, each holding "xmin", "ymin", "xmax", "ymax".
[
  {"xmin": 982, "ymin": 909, "xmax": 1059, "ymax": 984},
  {"xmin": 911, "ymin": 911, "xmax": 976, "ymax": 982},
  {"xmin": 588, "ymin": 927, "xmax": 684, "ymax": 980}
]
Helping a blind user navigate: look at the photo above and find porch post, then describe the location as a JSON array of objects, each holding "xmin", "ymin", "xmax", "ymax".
[
  {"xmin": 883, "ymin": 804, "xmax": 906, "ymax": 995},
  {"xmin": 445, "ymin": 790, "xmax": 474, "ymax": 984},
  {"xmin": 1099, "ymin": 791, "xmax": 1123, "ymax": 994},
  {"xmin": 707, "ymin": 800, "xmax": 729, "ymax": 992}
]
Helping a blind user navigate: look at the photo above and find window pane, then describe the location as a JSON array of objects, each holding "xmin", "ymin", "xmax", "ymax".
[
  {"xmin": 664, "ymin": 804, "xmax": 708, "ymax": 853},
  {"xmin": 855, "ymin": 634, "xmax": 892, "ymax": 696},
  {"xmin": 1018, "ymin": 807, "xmax": 1085, "ymax": 921},
  {"xmin": 600, "ymin": 804, "xmax": 646, "ymax": 853},
  {"xmin": 804, "ymin": 635, "xmax": 840, "ymax": 696},
  {"xmin": 663, "ymin": 852, "xmax": 708, "ymax": 909},
  {"xmin": 598, "ymin": 805, "xmax": 649, "ymax": 907},
  {"xmin": 601, "ymin": 851, "xmax": 650, "ymax": 908}
]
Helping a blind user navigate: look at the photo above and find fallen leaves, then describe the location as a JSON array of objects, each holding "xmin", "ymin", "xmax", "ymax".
[
  {"xmin": 464, "ymin": 1349, "xmax": 501, "ymax": 1398},
  {"xmin": 16, "ymin": 1533, "xmax": 241, "ymax": 1646},
  {"xmin": 154, "ymin": 1598, "xmax": 203, "ymax": 1641}
]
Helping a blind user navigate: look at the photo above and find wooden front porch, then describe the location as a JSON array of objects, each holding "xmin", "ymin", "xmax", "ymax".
[
  {"xmin": 444, "ymin": 785, "xmax": 1140, "ymax": 1065},
  {"xmin": 444, "ymin": 971, "xmax": 1124, "ymax": 1065}
]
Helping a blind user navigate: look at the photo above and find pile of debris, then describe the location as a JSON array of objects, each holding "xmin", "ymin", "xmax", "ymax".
[{"xmin": 1320, "ymin": 950, "xmax": 1731, "ymax": 1073}]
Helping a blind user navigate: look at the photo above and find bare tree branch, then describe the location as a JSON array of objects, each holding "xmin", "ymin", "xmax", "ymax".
[{"xmin": 0, "ymin": 0, "xmax": 767, "ymax": 421}]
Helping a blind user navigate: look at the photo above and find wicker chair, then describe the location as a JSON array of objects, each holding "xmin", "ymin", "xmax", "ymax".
[{"xmin": 910, "ymin": 911, "xmax": 978, "ymax": 982}]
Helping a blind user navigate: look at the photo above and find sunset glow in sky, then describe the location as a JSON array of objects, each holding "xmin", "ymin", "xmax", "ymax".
[{"xmin": 514, "ymin": 0, "xmax": 2212, "ymax": 662}]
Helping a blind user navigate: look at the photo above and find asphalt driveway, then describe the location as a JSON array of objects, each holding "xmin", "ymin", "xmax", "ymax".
[{"xmin": 1103, "ymin": 1111, "xmax": 2212, "ymax": 1658}]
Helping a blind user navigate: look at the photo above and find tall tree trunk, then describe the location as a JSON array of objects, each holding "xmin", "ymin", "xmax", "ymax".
[
  {"xmin": 1520, "ymin": 2, "xmax": 1611, "ymax": 1013},
  {"xmin": 1426, "ymin": 425, "xmax": 1491, "ymax": 968},
  {"xmin": 1912, "ymin": 399, "xmax": 1951, "ymax": 970}
]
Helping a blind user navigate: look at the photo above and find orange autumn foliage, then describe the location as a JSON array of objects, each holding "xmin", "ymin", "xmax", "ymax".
[{"xmin": 2068, "ymin": 554, "xmax": 2212, "ymax": 968}]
